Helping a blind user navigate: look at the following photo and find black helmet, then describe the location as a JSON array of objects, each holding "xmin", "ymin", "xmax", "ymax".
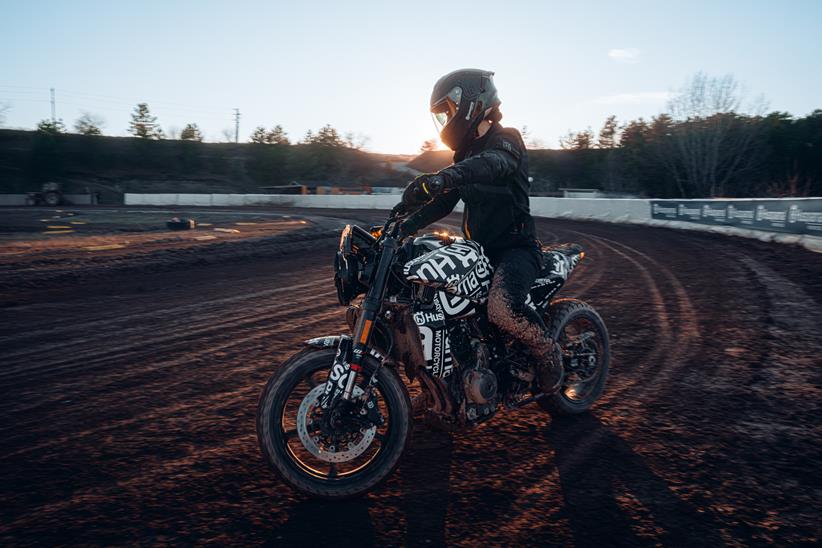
[{"xmin": 430, "ymin": 69, "xmax": 501, "ymax": 151}]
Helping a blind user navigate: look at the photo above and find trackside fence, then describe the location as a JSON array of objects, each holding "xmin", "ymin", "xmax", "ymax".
[{"xmin": 122, "ymin": 193, "xmax": 822, "ymax": 250}]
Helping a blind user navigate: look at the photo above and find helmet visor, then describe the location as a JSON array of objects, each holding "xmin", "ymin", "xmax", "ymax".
[{"xmin": 431, "ymin": 86, "xmax": 462, "ymax": 133}]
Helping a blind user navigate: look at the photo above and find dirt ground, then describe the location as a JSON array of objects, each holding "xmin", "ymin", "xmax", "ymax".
[{"xmin": 1, "ymin": 206, "xmax": 820, "ymax": 546}]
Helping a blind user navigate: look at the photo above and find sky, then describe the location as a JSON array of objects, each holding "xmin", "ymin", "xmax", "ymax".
[{"xmin": 1, "ymin": 0, "xmax": 821, "ymax": 154}]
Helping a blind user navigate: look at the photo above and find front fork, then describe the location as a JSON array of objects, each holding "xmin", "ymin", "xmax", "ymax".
[{"xmin": 325, "ymin": 238, "xmax": 398, "ymax": 406}]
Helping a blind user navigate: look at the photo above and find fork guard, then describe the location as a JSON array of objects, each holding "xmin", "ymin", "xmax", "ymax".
[{"xmin": 304, "ymin": 335, "xmax": 386, "ymax": 361}]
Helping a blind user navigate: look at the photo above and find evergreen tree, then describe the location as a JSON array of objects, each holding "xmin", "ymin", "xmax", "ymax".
[
  {"xmin": 74, "ymin": 112, "xmax": 104, "ymax": 135},
  {"xmin": 250, "ymin": 125, "xmax": 290, "ymax": 144},
  {"xmin": 36, "ymin": 119, "xmax": 66, "ymax": 135},
  {"xmin": 266, "ymin": 124, "xmax": 290, "ymax": 145},
  {"xmin": 180, "ymin": 123, "xmax": 203, "ymax": 141},
  {"xmin": 299, "ymin": 124, "xmax": 346, "ymax": 146},
  {"xmin": 312, "ymin": 124, "xmax": 345, "ymax": 146},
  {"xmin": 129, "ymin": 103, "xmax": 163, "ymax": 139},
  {"xmin": 560, "ymin": 128, "xmax": 595, "ymax": 150},
  {"xmin": 598, "ymin": 115, "xmax": 618, "ymax": 148},
  {"xmin": 250, "ymin": 126, "xmax": 268, "ymax": 143}
]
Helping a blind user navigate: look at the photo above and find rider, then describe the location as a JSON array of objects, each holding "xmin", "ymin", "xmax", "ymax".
[{"xmin": 400, "ymin": 68, "xmax": 562, "ymax": 393}]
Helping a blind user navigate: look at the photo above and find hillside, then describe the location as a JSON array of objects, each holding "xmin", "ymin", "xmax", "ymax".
[
  {"xmin": 407, "ymin": 150, "xmax": 454, "ymax": 173},
  {"xmin": 0, "ymin": 130, "xmax": 414, "ymax": 200},
  {"xmin": 0, "ymin": 129, "xmax": 624, "ymax": 202}
]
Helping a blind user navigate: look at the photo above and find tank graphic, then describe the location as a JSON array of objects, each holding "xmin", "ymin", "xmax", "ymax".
[{"xmin": 403, "ymin": 240, "xmax": 492, "ymax": 302}]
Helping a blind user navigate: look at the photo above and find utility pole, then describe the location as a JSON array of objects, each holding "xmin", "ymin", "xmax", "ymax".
[
  {"xmin": 50, "ymin": 88, "xmax": 56, "ymax": 122},
  {"xmin": 233, "ymin": 108, "xmax": 240, "ymax": 143}
]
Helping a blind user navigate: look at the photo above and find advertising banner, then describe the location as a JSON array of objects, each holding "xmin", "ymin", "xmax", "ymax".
[{"xmin": 650, "ymin": 199, "xmax": 822, "ymax": 235}]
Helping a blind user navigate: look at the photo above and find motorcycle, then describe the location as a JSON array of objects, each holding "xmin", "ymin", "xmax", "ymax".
[{"xmin": 256, "ymin": 204, "xmax": 609, "ymax": 498}]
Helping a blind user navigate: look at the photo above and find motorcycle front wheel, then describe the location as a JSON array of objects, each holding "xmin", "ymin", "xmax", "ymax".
[{"xmin": 256, "ymin": 347, "xmax": 411, "ymax": 498}]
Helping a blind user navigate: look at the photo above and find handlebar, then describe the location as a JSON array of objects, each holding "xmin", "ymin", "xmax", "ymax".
[
  {"xmin": 376, "ymin": 202, "xmax": 410, "ymax": 242},
  {"xmin": 374, "ymin": 194, "xmax": 430, "ymax": 244}
]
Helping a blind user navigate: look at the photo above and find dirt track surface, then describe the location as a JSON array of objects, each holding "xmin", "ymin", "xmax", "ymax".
[{"xmin": 1, "ymin": 207, "xmax": 820, "ymax": 546}]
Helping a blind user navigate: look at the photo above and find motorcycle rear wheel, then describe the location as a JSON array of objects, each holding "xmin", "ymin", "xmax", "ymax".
[
  {"xmin": 256, "ymin": 347, "xmax": 411, "ymax": 498},
  {"xmin": 540, "ymin": 298, "xmax": 610, "ymax": 416}
]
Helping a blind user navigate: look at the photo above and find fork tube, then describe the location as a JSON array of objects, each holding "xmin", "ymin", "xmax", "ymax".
[{"xmin": 341, "ymin": 237, "xmax": 398, "ymax": 400}]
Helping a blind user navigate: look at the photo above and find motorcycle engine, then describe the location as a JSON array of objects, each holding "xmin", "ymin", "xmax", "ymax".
[
  {"xmin": 462, "ymin": 365, "xmax": 498, "ymax": 422},
  {"xmin": 450, "ymin": 326, "xmax": 498, "ymax": 423}
]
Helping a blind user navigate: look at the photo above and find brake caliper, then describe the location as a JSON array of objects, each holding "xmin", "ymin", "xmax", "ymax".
[{"xmin": 360, "ymin": 387, "xmax": 384, "ymax": 427}]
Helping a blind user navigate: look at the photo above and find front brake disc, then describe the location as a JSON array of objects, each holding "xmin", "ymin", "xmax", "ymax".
[{"xmin": 296, "ymin": 385, "xmax": 376, "ymax": 463}]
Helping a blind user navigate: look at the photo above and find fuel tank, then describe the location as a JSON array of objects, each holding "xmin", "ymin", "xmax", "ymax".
[{"xmin": 403, "ymin": 234, "xmax": 493, "ymax": 302}]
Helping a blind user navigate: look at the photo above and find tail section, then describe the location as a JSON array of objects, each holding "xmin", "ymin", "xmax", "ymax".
[{"xmin": 529, "ymin": 244, "xmax": 586, "ymax": 310}]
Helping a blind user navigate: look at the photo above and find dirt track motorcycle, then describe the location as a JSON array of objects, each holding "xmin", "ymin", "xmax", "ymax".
[{"xmin": 257, "ymin": 205, "xmax": 609, "ymax": 498}]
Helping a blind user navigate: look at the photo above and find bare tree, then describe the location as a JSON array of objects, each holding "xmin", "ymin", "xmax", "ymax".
[
  {"xmin": 521, "ymin": 125, "xmax": 544, "ymax": 149},
  {"xmin": 343, "ymin": 131, "xmax": 369, "ymax": 150},
  {"xmin": 221, "ymin": 128, "xmax": 235, "ymax": 142},
  {"xmin": 662, "ymin": 73, "xmax": 766, "ymax": 197}
]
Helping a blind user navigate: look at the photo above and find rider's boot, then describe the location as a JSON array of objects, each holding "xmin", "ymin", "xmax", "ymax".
[{"xmin": 533, "ymin": 337, "xmax": 564, "ymax": 394}]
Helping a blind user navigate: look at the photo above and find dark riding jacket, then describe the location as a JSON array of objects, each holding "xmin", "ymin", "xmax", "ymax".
[{"xmin": 403, "ymin": 123, "xmax": 536, "ymax": 255}]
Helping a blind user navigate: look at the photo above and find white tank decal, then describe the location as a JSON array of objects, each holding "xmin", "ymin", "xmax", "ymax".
[
  {"xmin": 439, "ymin": 291, "xmax": 472, "ymax": 316},
  {"xmin": 404, "ymin": 240, "xmax": 493, "ymax": 301}
]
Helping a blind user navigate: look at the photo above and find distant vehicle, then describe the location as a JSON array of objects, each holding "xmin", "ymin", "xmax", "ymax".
[
  {"xmin": 26, "ymin": 182, "xmax": 64, "ymax": 206},
  {"xmin": 166, "ymin": 217, "xmax": 196, "ymax": 230}
]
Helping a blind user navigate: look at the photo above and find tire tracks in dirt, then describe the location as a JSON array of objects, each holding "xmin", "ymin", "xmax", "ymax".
[
  {"xmin": 0, "ymin": 276, "xmax": 325, "ymax": 344},
  {"xmin": 491, "ymin": 223, "xmax": 702, "ymax": 535},
  {"xmin": 3, "ymin": 211, "xmax": 822, "ymax": 546},
  {"xmin": 0, "ymin": 284, "xmax": 334, "ymax": 373},
  {"xmin": 0, "ymin": 300, "xmax": 346, "ymax": 423}
]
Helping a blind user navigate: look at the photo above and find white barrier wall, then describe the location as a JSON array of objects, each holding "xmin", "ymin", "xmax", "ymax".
[
  {"xmin": 529, "ymin": 197, "xmax": 650, "ymax": 222},
  {"xmin": 124, "ymin": 193, "xmax": 650, "ymax": 220},
  {"xmin": 0, "ymin": 195, "xmax": 31, "ymax": 206},
  {"xmin": 119, "ymin": 192, "xmax": 822, "ymax": 252},
  {"xmin": 125, "ymin": 193, "xmax": 405, "ymax": 209},
  {"xmin": 0, "ymin": 194, "xmax": 96, "ymax": 206}
]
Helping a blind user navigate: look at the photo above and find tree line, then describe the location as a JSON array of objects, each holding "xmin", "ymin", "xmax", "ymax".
[
  {"xmin": 548, "ymin": 73, "xmax": 822, "ymax": 198},
  {"xmin": 29, "ymin": 102, "xmax": 369, "ymax": 150},
  {"xmin": 2, "ymin": 121, "xmax": 403, "ymax": 194},
  {"xmin": 6, "ymin": 73, "xmax": 820, "ymax": 198}
]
